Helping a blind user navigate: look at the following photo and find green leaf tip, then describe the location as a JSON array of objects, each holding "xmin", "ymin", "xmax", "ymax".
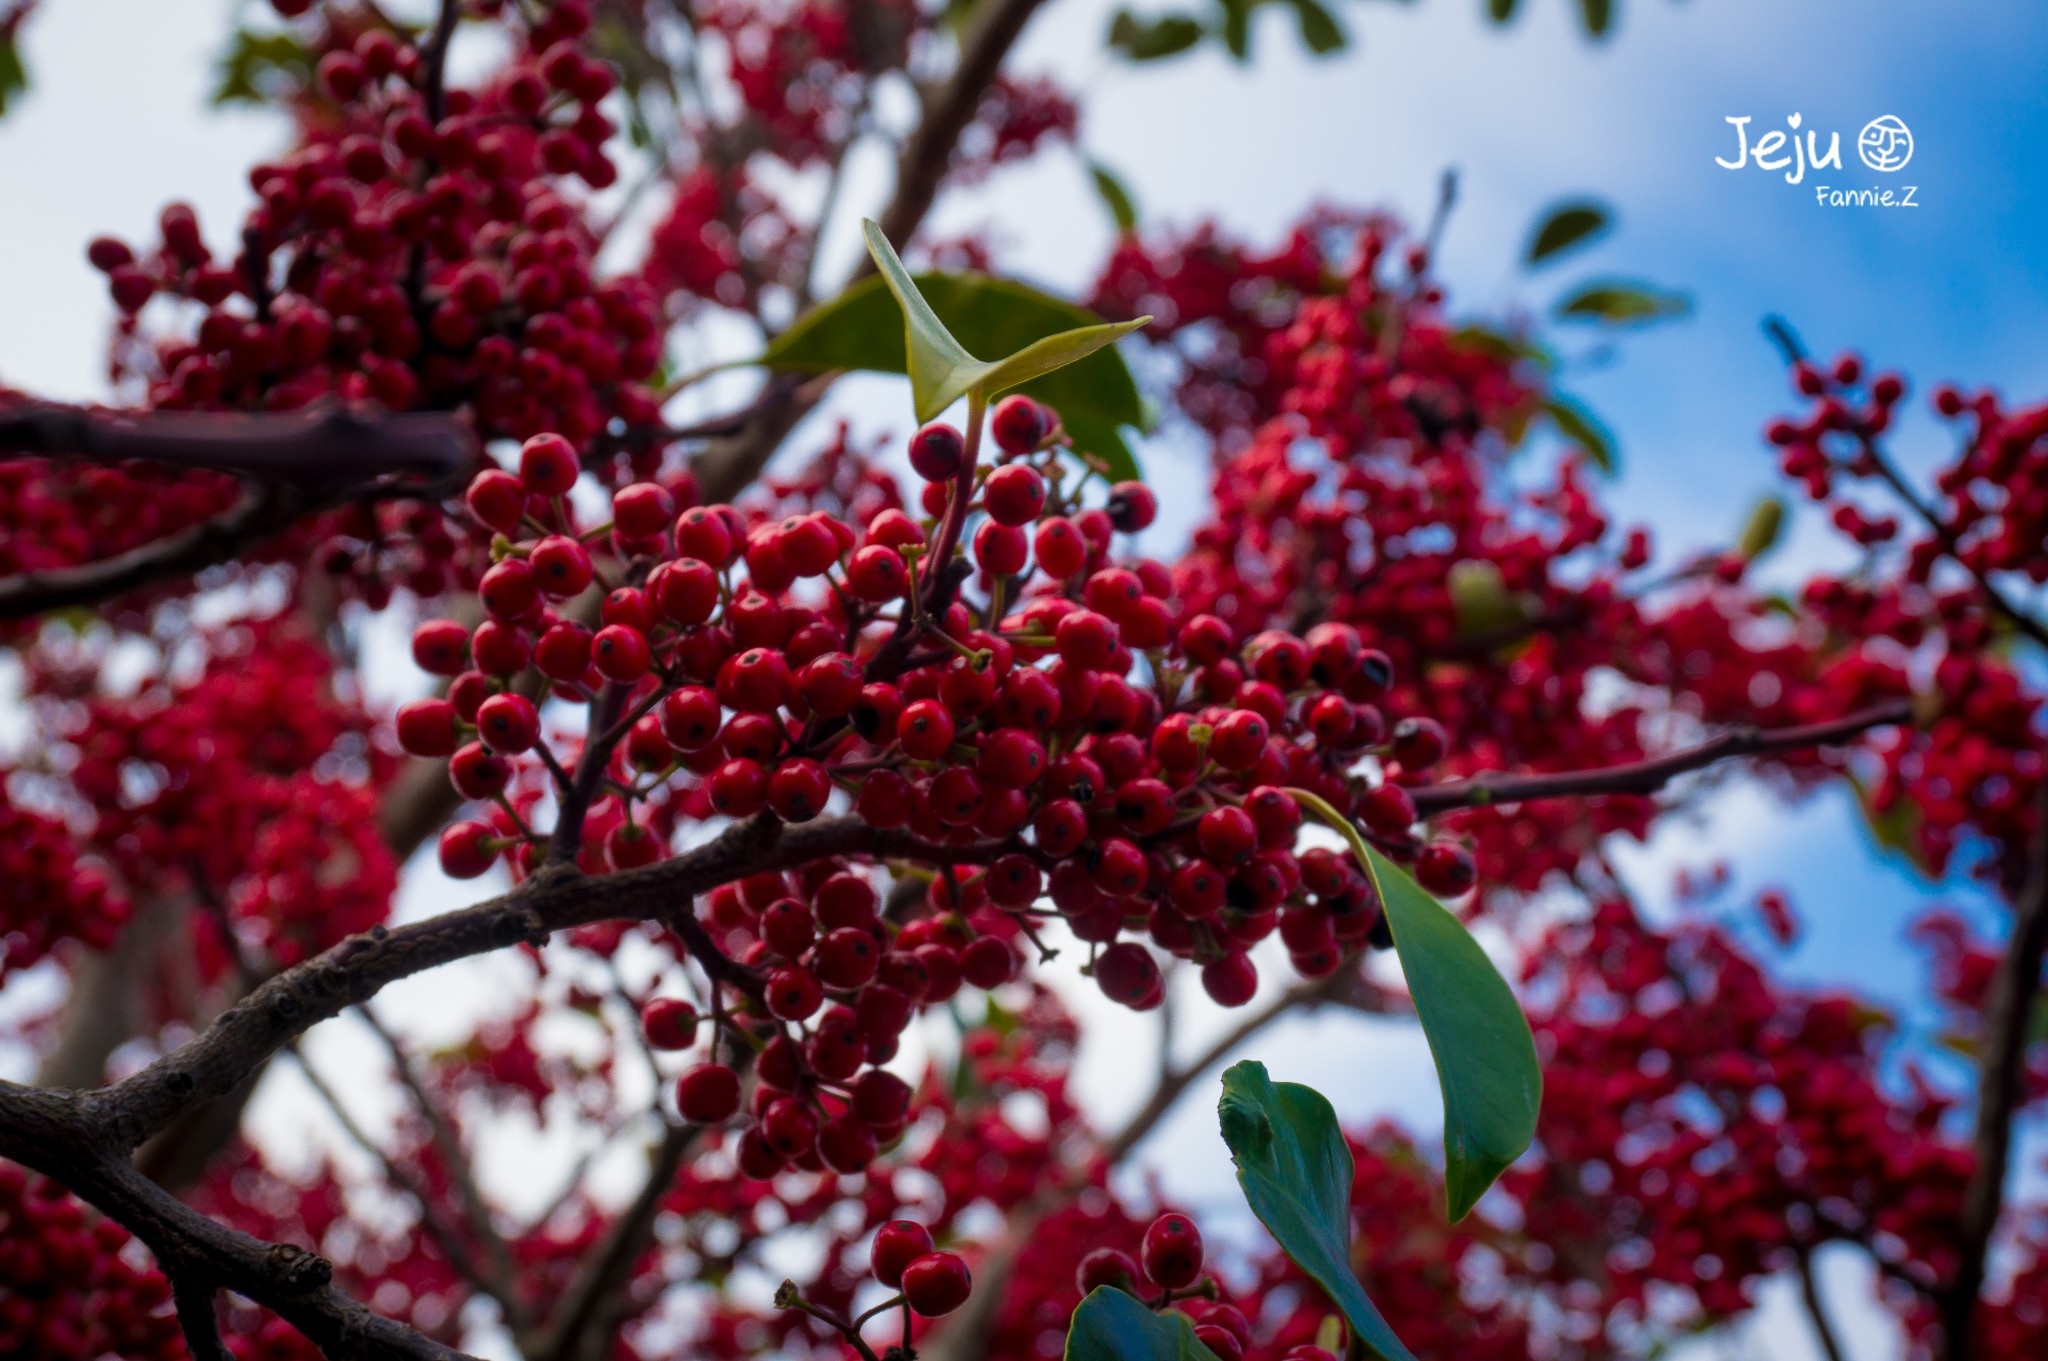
[
  {"xmin": 1064, "ymin": 1285, "xmax": 1222, "ymax": 1361},
  {"xmin": 858, "ymin": 219, "xmax": 1149, "ymax": 424}
]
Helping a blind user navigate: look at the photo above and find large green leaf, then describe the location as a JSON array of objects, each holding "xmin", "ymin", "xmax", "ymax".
[
  {"xmin": 212, "ymin": 28, "xmax": 315, "ymax": 107},
  {"xmin": 1284, "ymin": 789, "xmax": 1542, "ymax": 1222},
  {"xmin": 1524, "ymin": 199, "xmax": 1611, "ymax": 267},
  {"xmin": 1577, "ymin": 0, "xmax": 1614, "ymax": 37},
  {"xmin": 762, "ymin": 225, "xmax": 1148, "ymax": 473},
  {"xmin": 1554, "ymin": 278, "xmax": 1691, "ymax": 327},
  {"xmin": 1218, "ymin": 1063, "xmax": 1418, "ymax": 1361},
  {"xmin": 1362, "ymin": 843, "xmax": 1541, "ymax": 1219},
  {"xmin": 1065, "ymin": 1287, "xmax": 1220, "ymax": 1361},
  {"xmin": 1285, "ymin": 0, "xmax": 1349, "ymax": 54}
]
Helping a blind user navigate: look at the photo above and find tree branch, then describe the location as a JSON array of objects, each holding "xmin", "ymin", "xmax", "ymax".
[
  {"xmin": 1796, "ymin": 1247, "xmax": 1849, "ymax": 1361},
  {"xmin": 1408, "ymin": 700, "xmax": 1914, "ymax": 817},
  {"xmin": 1940, "ymin": 762, "xmax": 2048, "ymax": 1359}
]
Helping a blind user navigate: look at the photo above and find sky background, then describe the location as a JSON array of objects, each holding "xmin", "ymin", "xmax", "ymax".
[{"xmin": 5, "ymin": 1, "xmax": 2048, "ymax": 1357}]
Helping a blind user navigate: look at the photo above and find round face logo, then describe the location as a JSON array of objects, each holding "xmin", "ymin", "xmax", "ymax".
[{"xmin": 1858, "ymin": 115, "xmax": 1913, "ymax": 172}]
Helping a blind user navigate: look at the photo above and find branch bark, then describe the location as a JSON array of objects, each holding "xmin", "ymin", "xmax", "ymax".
[
  {"xmin": 1408, "ymin": 700, "xmax": 1914, "ymax": 817},
  {"xmin": 1940, "ymin": 763, "xmax": 2048, "ymax": 1359}
]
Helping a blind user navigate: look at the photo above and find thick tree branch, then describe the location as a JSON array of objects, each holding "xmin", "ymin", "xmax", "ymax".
[
  {"xmin": 1409, "ymin": 700, "xmax": 1914, "ymax": 817},
  {"xmin": 1940, "ymin": 763, "xmax": 2048, "ymax": 1359},
  {"xmin": 0, "ymin": 403, "xmax": 473, "ymax": 619}
]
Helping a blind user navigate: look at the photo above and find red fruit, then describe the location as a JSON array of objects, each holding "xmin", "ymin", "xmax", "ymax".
[
  {"xmin": 674, "ymin": 506, "xmax": 736, "ymax": 566},
  {"xmin": 818, "ymin": 1113, "xmax": 878, "ymax": 1173},
  {"xmin": 1105, "ymin": 480, "xmax": 1157, "ymax": 533},
  {"xmin": 853, "ymin": 1069, "xmax": 912, "ymax": 1125},
  {"xmin": 1092, "ymin": 838, "xmax": 1149, "ymax": 897},
  {"xmin": 909, "ymin": 422, "xmax": 966, "ymax": 481},
  {"xmin": 989, "ymin": 394, "xmax": 1048, "ymax": 453},
  {"xmin": 1208, "ymin": 709, "xmax": 1268, "ymax": 769},
  {"xmin": 475, "ymin": 693, "xmax": 540, "ymax": 754},
  {"xmin": 675, "ymin": 1063, "xmax": 741, "ymax": 1123},
  {"xmin": 519, "ymin": 432, "xmax": 580, "ymax": 495},
  {"xmin": 1358, "ymin": 783, "xmax": 1417, "ymax": 835},
  {"xmin": 1198, "ymin": 806, "xmax": 1258, "ymax": 867},
  {"xmin": 1034, "ymin": 798, "xmax": 1087, "ymax": 856},
  {"xmin": 470, "ymin": 621, "xmax": 529, "ymax": 677},
  {"xmin": 1391, "ymin": 716, "xmax": 1448, "ymax": 770},
  {"xmin": 411, "ymin": 619, "xmax": 470, "ymax": 675},
  {"xmin": 718, "ymin": 648, "xmax": 792, "ymax": 713},
  {"xmin": 1201, "ymin": 951, "xmax": 1258, "ymax": 1007},
  {"xmin": 960, "ymin": 936, "xmax": 1016, "ymax": 989},
  {"xmin": 1034, "ymin": 516, "xmax": 1088, "ymax": 579},
  {"xmin": 660, "ymin": 687, "xmax": 721, "ymax": 750},
  {"xmin": 765, "ymin": 965, "xmax": 824, "ymax": 1020},
  {"xmin": 437, "ymin": 821, "xmax": 497, "ymax": 879},
  {"xmin": 797, "ymin": 653, "xmax": 863, "ymax": 717},
  {"xmin": 1194, "ymin": 1325, "xmax": 1243, "ymax": 1361},
  {"xmin": 1177, "ymin": 613, "xmax": 1233, "ymax": 665},
  {"xmin": 982, "ymin": 463, "xmax": 1047, "ymax": 525},
  {"xmin": 814, "ymin": 927, "xmax": 880, "ymax": 988},
  {"xmin": 1141, "ymin": 1213, "xmax": 1203, "ymax": 1289},
  {"xmin": 641, "ymin": 998, "xmax": 699, "ymax": 1049},
  {"xmin": 535, "ymin": 621, "xmax": 594, "ymax": 682},
  {"xmin": 1055, "ymin": 610, "xmax": 1120, "ymax": 671},
  {"xmin": 530, "ymin": 535, "xmax": 593, "ymax": 598},
  {"xmin": 592, "ymin": 624, "xmax": 652, "ymax": 681},
  {"xmin": 396, "ymin": 699, "xmax": 459, "ymax": 757},
  {"xmin": 613, "ymin": 482, "xmax": 674, "ymax": 539},
  {"xmin": 606, "ymin": 822, "xmax": 662, "ymax": 869},
  {"xmin": 466, "ymin": 468, "xmax": 528, "ymax": 533},
  {"xmin": 708, "ymin": 759, "xmax": 769, "ymax": 817},
  {"xmin": 1076, "ymin": 1247, "xmax": 1138, "ymax": 1296},
  {"xmin": 974, "ymin": 520, "xmax": 1029, "ymax": 576},
  {"xmin": 760, "ymin": 1096, "xmax": 819, "ymax": 1156},
  {"xmin": 651, "ymin": 557, "xmax": 720, "ymax": 625},
  {"xmin": 902, "ymin": 1252, "xmax": 973, "ymax": 1316},
  {"xmin": 871, "ymin": 1220, "xmax": 935, "ymax": 1288},
  {"xmin": 448, "ymin": 742, "xmax": 511, "ymax": 799},
  {"xmin": 847, "ymin": 544, "xmax": 910, "ymax": 601},
  {"xmin": 1415, "ymin": 841, "xmax": 1478, "ymax": 897},
  {"xmin": 480, "ymin": 559, "xmax": 540, "ymax": 621},
  {"xmin": 1095, "ymin": 941, "xmax": 1160, "ymax": 1008},
  {"xmin": 897, "ymin": 699, "xmax": 956, "ymax": 761}
]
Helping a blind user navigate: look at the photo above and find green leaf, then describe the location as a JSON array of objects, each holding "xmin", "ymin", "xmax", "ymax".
[
  {"xmin": 1523, "ymin": 199, "xmax": 1611, "ymax": 267},
  {"xmin": 761, "ymin": 224, "xmax": 1149, "ymax": 467},
  {"xmin": 211, "ymin": 28, "xmax": 315, "ymax": 107},
  {"xmin": 1217, "ymin": 0, "xmax": 1255, "ymax": 60},
  {"xmin": 1737, "ymin": 496, "xmax": 1787, "ymax": 561},
  {"xmin": 0, "ymin": 32, "xmax": 26, "ymax": 118},
  {"xmin": 1285, "ymin": 0, "xmax": 1349, "ymax": 54},
  {"xmin": 1486, "ymin": 0, "xmax": 1521, "ymax": 20},
  {"xmin": 1090, "ymin": 162, "xmax": 1140, "ymax": 234},
  {"xmin": 1217, "ymin": 1063, "xmax": 1417, "ymax": 1361},
  {"xmin": 1448, "ymin": 560, "xmax": 1535, "ymax": 639},
  {"xmin": 1282, "ymin": 789, "xmax": 1542, "ymax": 1224},
  {"xmin": 1577, "ymin": 0, "xmax": 1614, "ymax": 37},
  {"xmin": 1362, "ymin": 844, "xmax": 1541, "ymax": 1219},
  {"xmin": 1554, "ymin": 278, "xmax": 1690, "ymax": 328},
  {"xmin": 857, "ymin": 220, "xmax": 983, "ymax": 423},
  {"xmin": 1065, "ymin": 1287, "xmax": 1221, "ymax": 1361},
  {"xmin": 1542, "ymin": 394, "xmax": 1617, "ymax": 473},
  {"xmin": 1107, "ymin": 9, "xmax": 1206, "ymax": 60}
]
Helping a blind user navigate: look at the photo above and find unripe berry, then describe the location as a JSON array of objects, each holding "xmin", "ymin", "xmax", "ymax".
[
  {"xmin": 902, "ymin": 1251, "xmax": 973, "ymax": 1316},
  {"xmin": 870, "ymin": 1220, "xmax": 934, "ymax": 1288},
  {"xmin": 1141, "ymin": 1213, "xmax": 1203, "ymax": 1289},
  {"xmin": 909, "ymin": 422, "xmax": 965, "ymax": 481}
]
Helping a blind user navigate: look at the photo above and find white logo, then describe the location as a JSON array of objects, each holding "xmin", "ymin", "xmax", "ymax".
[{"xmin": 1858, "ymin": 115, "xmax": 1913, "ymax": 172}]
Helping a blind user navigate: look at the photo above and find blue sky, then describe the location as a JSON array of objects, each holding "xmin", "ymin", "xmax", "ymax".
[{"xmin": 4, "ymin": 2, "xmax": 2045, "ymax": 1356}]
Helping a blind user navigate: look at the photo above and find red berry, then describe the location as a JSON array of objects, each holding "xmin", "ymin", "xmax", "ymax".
[
  {"xmin": 909, "ymin": 422, "xmax": 966, "ymax": 481},
  {"xmin": 1141, "ymin": 1213, "xmax": 1203, "ymax": 1289},
  {"xmin": 897, "ymin": 699, "xmax": 956, "ymax": 761},
  {"xmin": 396, "ymin": 698, "xmax": 459, "ymax": 757},
  {"xmin": 613, "ymin": 482, "xmax": 674, "ymax": 539},
  {"xmin": 1105, "ymin": 480, "xmax": 1157, "ymax": 533},
  {"xmin": 1034, "ymin": 516, "xmax": 1088, "ymax": 579},
  {"xmin": 1391, "ymin": 716, "xmax": 1448, "ymax": 770},
  {"xmin": 1076, "ymin": 1247, "xmax": 1138, "ymax": 1296},
  {"xmin": 960, "ymin": 936, "xmax": 1016, "ymax": 989},
  {"xmin": 848, "ymin": 544, "xmax": 910, "ymax": 601},
  {"xmin": 1095, "ymin": 941, "xmax": 1160, "ymax": 1008},
  {"xmin": 466, "ymin": 468, "xmax": 528, "ymax": 533},
  {"xmin": 519, "ymin": 432, "xmax": 580, "ymax": 495},
  {"xmin": 676, "ymin": 1063, "xmax": 741, "ymax": 1123},
  {"xmin": 989, "ymin": 394, "xmax": 1048, "ymax": 453},
  {"xmin": 870, "ymin": 1220, "xmax": 934, "ymax": 1288},
  {"xmin": 411, "ymin": 619, "xmax": 470, "ymax": 675},
  {"xmin": 438, "ymin": 821, "xmax": 497, "ymax": 878},
  {"xmin": 530, "ymin": 535, "xmax": 593, "ymax": 598},
  {"xmin": 983, "ymin": 463, "xmax": 1047, "ymax": 526},
  {"xmin": 1415, "ymin": 841, "xmax": 1477, "ymax": 897},
  {"xmin": 592, "ymin": 624, "xmax": 652, "ymax": 681},
  {"xmin": 476, "ymin": 693, "xmax": 540, "ymax": 754},
  {"xmin": 641, "ymin": 998, "xmax": 699, "ymax": 1049},
  {"xmin": 708, "ymin": 759, "xmax": 769, "ymax": 817},
  {"xmin": 902, "ymin": 1251, "xmax": 973, "ymax": 1316},
  {"xmin": 449, "ymin": 742, "xmax": 511, "ymax": 799},
  {"xmin": 1201, "ymin": 951, "xmax": 1258, "ymax": 1007}
]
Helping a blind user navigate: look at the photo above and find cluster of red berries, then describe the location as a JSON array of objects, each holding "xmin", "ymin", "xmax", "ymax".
[
  {"xmin": 0, "ymin": 1165, "xmax": 183, "ymax": 1361},
  {"xmin": 0, "ymin": 785, "xmax": 128, "ymax": 980},
  {"xmin": 868, "ymin": 1220, "xmax": 972, "ymax": 1316}
]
